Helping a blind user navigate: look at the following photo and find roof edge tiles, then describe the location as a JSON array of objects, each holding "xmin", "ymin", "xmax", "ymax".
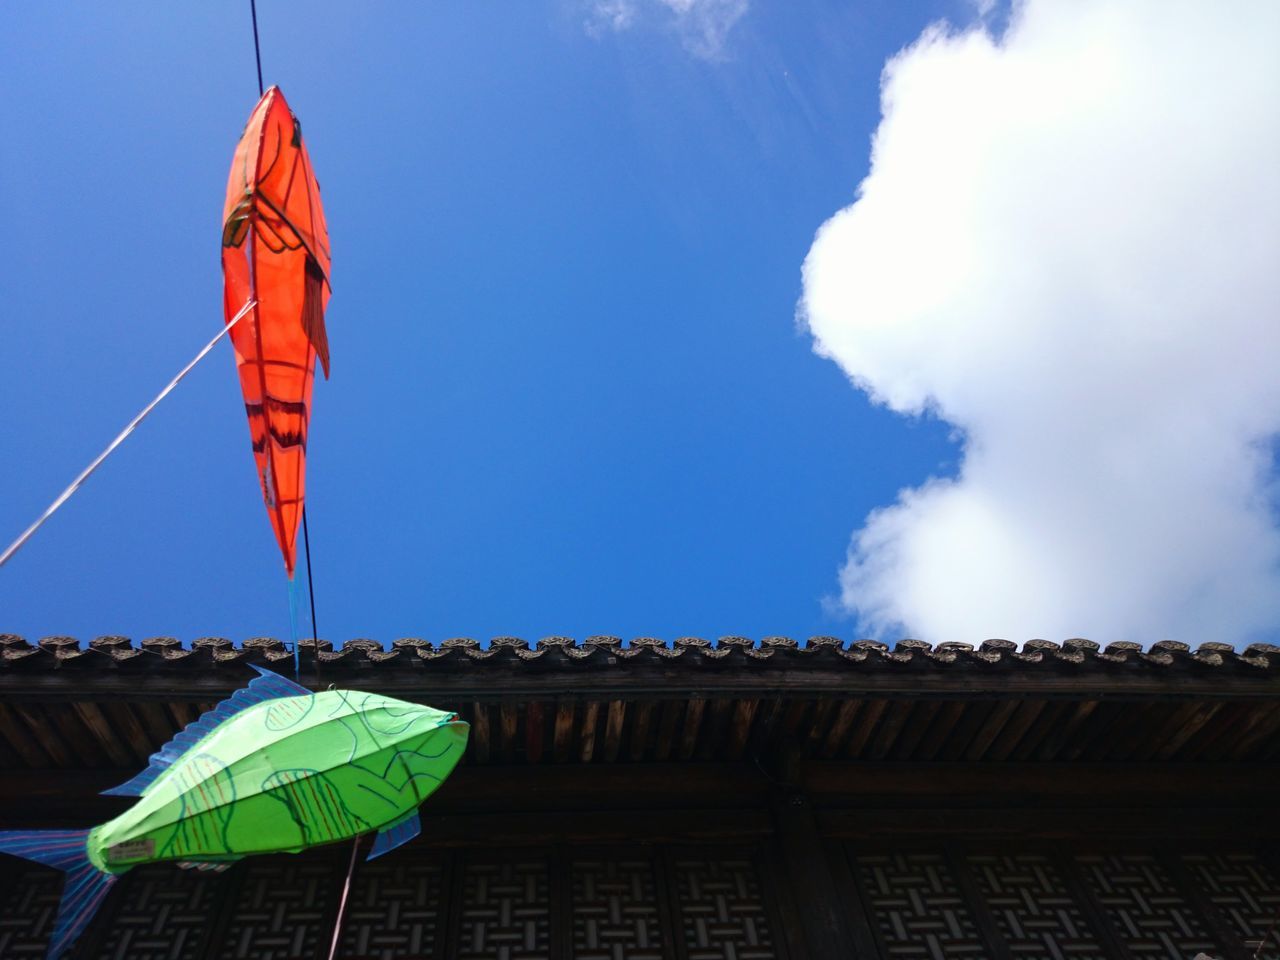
[{"xmin": 0, "ymin": 633, "xmax": 1276, "ymax": 672}]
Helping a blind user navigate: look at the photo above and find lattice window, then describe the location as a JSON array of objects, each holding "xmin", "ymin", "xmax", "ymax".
[
  {"xmin": 93, "ymin": 864, "xmax": 221, "ymax": 960},
  {"xmin": 1181, "ymin": 852, "xmax": 1280, "ymax": 960},
  {"xmin": 856, "ymin": 852, "xmax": 985, "ymax": 959},
  {"xmin": 571, "ymin": 857, "xmax": 663, "ymax": 960},
  {"xmin": 968, "ymin": 853, "xmax": 1104, "ymax": 960},
  {"xmin": 216, "ymin": 860, "xmax": 337, "ymax": 960},
  {"xmin": 0, "ymin": 865, "xmax": 63, "ymax": 959},
  {"xmin": 338, "ymin": 858, "xmax": 445, "ymax": 960},
  {"xmin": 1076, "ymin": 854, "xmax": 1217, "ymax": 958},
  {"xmin": 670, "ymin": 853, "xmax": 779, "ymax": 960},
  {"xmin": 456, "ymin": 858, "xmax": 551, "ymax": 960}
]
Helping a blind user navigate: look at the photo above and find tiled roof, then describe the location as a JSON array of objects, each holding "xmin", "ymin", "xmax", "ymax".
[{"xmin": 2, "ymin": 633, "xmax": 1277, "ymax": 670}]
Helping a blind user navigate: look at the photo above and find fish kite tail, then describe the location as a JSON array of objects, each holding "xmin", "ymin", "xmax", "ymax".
[{"xmin": 0, "ymin": 828, "xmax": 117, "ymax": 960}]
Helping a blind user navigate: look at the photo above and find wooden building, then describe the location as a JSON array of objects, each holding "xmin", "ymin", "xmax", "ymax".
[{"xmin": 0, "ymin": 634, "xmax": 1277, "ymax": 959}]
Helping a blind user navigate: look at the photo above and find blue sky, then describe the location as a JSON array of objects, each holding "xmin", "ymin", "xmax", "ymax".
[
  {"xmin": 8, "ymin": 2, "xmax": 1276, "ymax": 648},
  {"xmin": 0, "ymin": 2, "xmax": 969, "ymax": 644}
]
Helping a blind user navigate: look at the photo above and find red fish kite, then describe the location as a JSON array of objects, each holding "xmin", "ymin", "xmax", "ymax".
[{"xmin": 222, "ymin": 86, "xmax": 331, "ymax": 577}]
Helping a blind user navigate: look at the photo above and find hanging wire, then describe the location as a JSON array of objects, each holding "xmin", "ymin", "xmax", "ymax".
[
  {"xmin": 302, "ymin": 507, "xmax": 322, "ymax": 684},
  {"xmin": 0, "ymin": 301, "xmax": 257, "ymax": 570},
  {"xmin": 250, "ymin": 0, "xmax": 265, "ymax": 96},
  {"xmin": 326, "ymin": 837, "xmax": 361, "ymax": 960}
]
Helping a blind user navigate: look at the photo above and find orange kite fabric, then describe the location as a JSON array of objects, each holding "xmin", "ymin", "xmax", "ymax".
[{"xmin": 221, "ymin": 86, "xmax": 331, "ymax": 578}]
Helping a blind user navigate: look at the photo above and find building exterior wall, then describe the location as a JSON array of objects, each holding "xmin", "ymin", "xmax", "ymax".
[{"xmin": 2, "ymin": 839, "xmax": 1277, "ymax": 959}]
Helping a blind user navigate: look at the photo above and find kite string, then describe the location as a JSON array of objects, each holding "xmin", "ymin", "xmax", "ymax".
[
  {"xmin": 0, "ymin": 300, "xmax": 258, "ymax": 571},
  {"xmin": 250, "ymin": 0, "xmax": 264, "ymax": 97},
  {"xmin": 326, "ymin": 837, "xmax": 360, "ymax": 960},
  {"xmin": 302, "ymin": 507, "xmax": 321, "ymax": 685},
  {"xmin": 287, "ymin": 577, "xmax": 301, "ymax": 681}
]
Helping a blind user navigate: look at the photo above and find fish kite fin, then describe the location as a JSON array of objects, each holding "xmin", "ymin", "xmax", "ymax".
[
  {"xmin": 103, "ymin": 665, "xmax": 312, "ymax": 797},
  {"xmin": 0, "ymin": 829, "xmax": 118, "ymax": 960},
  {"xmin": 367, "ymin": 810, "xmax": 421, "ymax": 861}
]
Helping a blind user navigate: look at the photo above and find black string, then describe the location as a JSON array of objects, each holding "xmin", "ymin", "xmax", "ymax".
[
  {"xmin": 302, "ymin": 506, "xmax": 321, "ymax": 684},
  {"xmin": 250, "ymin": 0, "xmax": 265, "ymax": 96}
]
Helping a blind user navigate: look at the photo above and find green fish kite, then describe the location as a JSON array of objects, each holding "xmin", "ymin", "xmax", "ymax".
[{"xmin": 0, "ymin": 666, "xmax": 469, "ymax": 959}]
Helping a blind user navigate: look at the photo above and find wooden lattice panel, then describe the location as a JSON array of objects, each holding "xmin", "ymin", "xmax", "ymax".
[
  {"xmin": 670, "ymin": 853, "xmax": 778, "ymax": 960},
  {"xmin": 216, "ymin": 860, "xmax": 337, "ymax": 960},
  {"xmin": 456, "ymin": 858, "xmax": 551, "ymax": 960},
  {"xmin": 338, "ymin": 858, "xmax": 444, "ymax": 959},
  {"xmin": 856, "ymin": 852, "xmax": 985, "ymax": 958},
  {"xmin": 968, "ymin": 854, "xmax": 1104, "ymax": 960},
  {"xmin": 93, "ymin": 864, "xmax": 221, "ymax": 960},
  {"xmin": 0, "ymin": 865, "xmax": 62, "ymax": 959},
  {"xmin": 1181, "ymin": 852, "xmax": 1280, "ymax": 959},
  {"xmin": 571, "ymin": 857, "xmax": 663, "ymax": 960},
  {"xmin": 1076, "ymin": 854, "xmax": 1217, "ymax": 958}
]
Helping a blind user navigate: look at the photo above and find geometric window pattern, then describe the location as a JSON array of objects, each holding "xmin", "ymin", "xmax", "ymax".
[
  {"xmin": 456, "ymin": 858, "xmax": 553, "ymax": 960},
  {"xmin": 571, "ymin": 857, "xmax": 664, "ymax": 960},
  {"xmin": 0, "ymin": 845, "xmax": 1275, "ymax": 958},
  {"xmin": 856, "ymin": 852, "xmax": 986, "ymax": 959},
  {"xmin": 1180, "ymin": 853, "xmax": 1280, "ymax": 960},
  {"xmin": 92, "ymin": 864, "xmax": 223, "ymax": 960},
  {"xmin": 215, "ymin": 860, "xmax": 338, "ymax": 960},
  {"xmin": 0, "ymin": 865, "xmax": 64, "ymax": 960},
  {"xmin": 339, "ymin": 858, "xmax": 446, "ymax": 960},
  {"xmin": 1076, "ymin": 854, "xmax": 1218, "ymax": 959},
  {"xmin": 968, "ymin": 854, "xmax": 1105, "ymax": 960},
  {"xmin": 670, "ymin": 854, "xmax": 780, "ymax": 960}
]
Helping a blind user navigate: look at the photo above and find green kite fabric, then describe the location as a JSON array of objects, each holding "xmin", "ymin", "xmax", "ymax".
[{"xmin": 0, "ymin": 665, "xmax": 469, "ymax": 959}]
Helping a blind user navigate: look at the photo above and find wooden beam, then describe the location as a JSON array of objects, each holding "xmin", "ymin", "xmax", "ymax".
[
  {"xmin": 552, "ymin": 701, "xmax": 575, "ymax": 764},
  {"xmin": 1054, "ymin": 846, "xmax": 1135, "ymax": 960},
  {"xmin": 770, "ymin": 791, "xmax": 860, "ymax": 956},
  {"xmin": 844, "ymin": 699, "xmax": 888, "ymax": 759},
  {"xmin": 699, "ymin": 698, "xmax": 734, "ymax": 761},
  {"xmin": 820, "ymin": 699, "xmax": 861, "ymax": 759},
  {"xmin": 1009, "ymin": 699, "xmax": 1069, "ymax": 760},
  {"xmin": 498, "ymin": 703, "xmax": 519, "ymax": 763},
  {"xmin": 983, "ymin": 699, "xmax": 1047, "ymax": 762},
  {"xmin": 628, "ymin": 700, "xmax": 655, "ymax": 762},
  {"xmin": 912, "ymin": 700, "xmax": 966, "ymax": 761},
  {"xmin": 1160, "ymin": 852, "xmax": 1251, "ymax": 960},
  {"xmin": 42, "ymin": 703, "xmax": 101, "ymax": 768},
  {"xmin": 0, "ymin": 701, "xmax": 51, "ymax": 767},
  {"xmin": 891, "ymin": 700, "xmax": 941, "ymax": 760},
  {"xmin": 602, "ymin": 700, "xmax": 626, "ymax": 763},
  {"xmin": 578, "ymin": 701, "xmax": 601, "ymax": 763},
  {"xmin": 964, "ymin": 699, "xmax": 1021, "ymax": 760},
  {"xmin": 131, "ymin": 700, "xmax": 176, "ymax": 752},
  {"xmin": 652, "ymin": 700, "xmax": 681, "ymax": 762},
  {"xmin": 1154, "ymin": 700, "xmax": 1224, "ymax": 759},
  {"xmin": 867, "ymin": 700, "xmax": 913, "ymax": 761},
  {"xmin": 70, "ymin": 702, "xmax": 133, "ymax": 767},
  {"xmin": 947, "ymin": 848, "xmax": 1013, "ymax": 960},
  {"xmin": 525, "ymin": 702, "xmax": 545, "ymax": 764},
  {"xmin": 6, "ymin": 660, "xmax": 1273, "ymax": 701},
  {"xmin": 470, "ymin": 702, "xmax": 490, "ymax": 764},
  {"xmin": 100, "ymin": 702, "xmax": 156, "ymax": 767},
  {"xmin": 6, "ymin": 762, "xmax": 1270, "ymax": 825},
  {"xmin": 677, "ymin": 699, "xmax": 705, "ymax": 761},
  {"xmin": 724, "ymin": 698, "xmax": 758, "ymax": 761},
  {"xmin": 12, "ymin": 704, "xmax": 74, "ymax": 767},
  {"xmin": 1037, "ymin": 699, "xmax": 1099, "ymax": 761},
  {"xmin": 819, "ymin": 806, "xmax": 1280, "ymax": 840}
]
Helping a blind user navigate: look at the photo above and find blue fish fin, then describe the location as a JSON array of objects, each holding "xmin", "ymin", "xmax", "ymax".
[
  {"xmin": 0, "ymin": 829, "xmax": 118, "ymax": 960},
  {"xmin": 103, "ymin": 665, "xmax": 312, "ymax": 797},
  {"xmin": 367, "ymin": 810, "xmax": 421, "ymax": 861}
]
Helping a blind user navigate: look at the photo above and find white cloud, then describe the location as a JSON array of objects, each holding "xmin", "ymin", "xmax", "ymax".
[
  {"xmin": 585, "ymin": 0, "xmax": 747, "ymax": 60},
  {"xmin": 799, "ymin": 0, "xmax": 1280, "ymax": 645}
]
